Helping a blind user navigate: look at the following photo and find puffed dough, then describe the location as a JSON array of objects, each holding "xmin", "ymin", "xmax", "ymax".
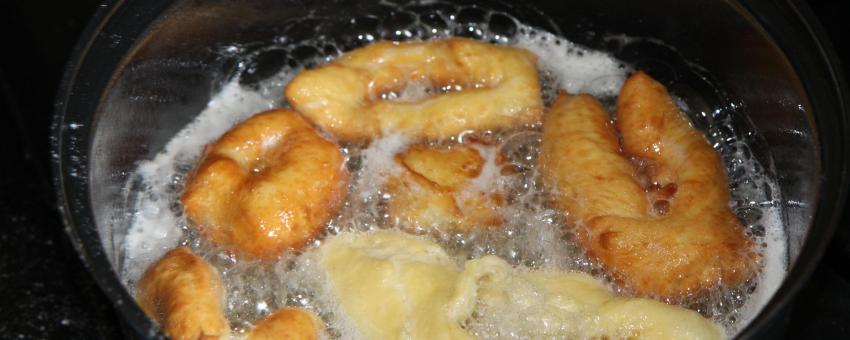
[
  {"xmin": 539, "ymin": 72, "xmax": 757, "ymax": 300},
  {"xmin": 182, "ymin": 109, "xmax": 348, "ymax": 260},
  {"xmin": 136, "ymin": 247, "xmax": 229, "ymax": 340},
  {"xmin": 285, "ymin": 38, "xmax": 543, "ymax": 141},
  {"xmin": 318, "ymin": 230, "xmax": 723, "ymax": 340},
  {"xmin": 248, "ymin": 308, "xmax": 324, "ymax": 340},
  {"xmin": 385, "ymin": 143, "xmax": 504, "ymax": 233}
]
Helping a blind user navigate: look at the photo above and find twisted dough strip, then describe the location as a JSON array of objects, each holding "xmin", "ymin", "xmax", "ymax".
[
  {"xmin": 285, "ymin": 38, "xmax": 543, "ymax": 141},
  {"xmin": 182, "ymin": 109, "xmax": 348, "ymax": 260},
  {"xmin": 136, "ymin": 247, "xmax": 229, "ymax": 340},
  {"xmin": 540, "ymin": 72, "xmax": 757, "ymax": 300}
]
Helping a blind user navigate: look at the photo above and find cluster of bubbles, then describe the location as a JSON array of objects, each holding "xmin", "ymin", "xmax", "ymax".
[{"xmin": 230, "ymin": 1, "xmax": 528, "ymax": 88}]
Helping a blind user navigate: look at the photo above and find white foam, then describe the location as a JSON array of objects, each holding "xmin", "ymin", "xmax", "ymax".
[
  {"xmin": 735, "ymin": 203, "xmax": 787, "ymax": 334},
  {"xmin": 354, "ymin": 134, "xmax": 410, "ymax": 201},
  {"xmin": 122, "ymin": 195, "xmax": 181, "ymax": 283},
  {"xmin": 514, "ymin": 27, "xmax": 627, "ymax": 97},
  {"xmin": 465, "ymin": 143, "xmax": 503, "ymax": 195}
]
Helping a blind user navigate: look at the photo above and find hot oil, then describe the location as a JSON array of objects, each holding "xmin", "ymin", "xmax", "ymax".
[{"xmin": 121, "ymin": 2, "xmax": 785, "ymax": 338}]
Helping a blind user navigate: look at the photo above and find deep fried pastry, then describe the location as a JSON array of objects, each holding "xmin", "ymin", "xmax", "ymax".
[
  {"xmin": 136, "ymin": 247, "xmax": 229, "ymax": 340},
  {"xmin": 540, "ymin": 72, "xmax": 756, "ymax": 299},
  {"xmin": 319, "ymin": 230, "xmax": 723, "ymax": 340},
  {"xmin": 385, "ymin": 143, "xmax": 504, "ymax": 233},
  {"xmin": 285, "ymin": 38, "xmax": 543, "ymax": 141},
  {"xmin": 247, "ymin": 308, "xmax": 323, "ymax": 340},
  {"xmin": 182, "ymin": 109, "xmax": 348, "ymax": 260}
]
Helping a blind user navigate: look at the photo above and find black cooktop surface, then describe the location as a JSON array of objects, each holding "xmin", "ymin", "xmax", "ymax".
[{"xmin": 1, "ymin": 0, "xmax": 848, "ymax": 338}]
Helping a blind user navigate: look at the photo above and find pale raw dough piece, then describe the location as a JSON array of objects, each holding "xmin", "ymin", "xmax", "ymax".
[
  {"xmin": 320, "ymin": 231, "xmax": 470, "ymax": 340},
  {"xmin": 453, "ymin": 256, "xmax": 724, "ymax": 340},
  {"xmin": 319, "ymin": 231, "xmax": 723, "ymax": 340}
]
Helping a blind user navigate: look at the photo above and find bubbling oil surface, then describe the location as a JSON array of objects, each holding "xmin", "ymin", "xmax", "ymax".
[{"xmin": 121, "ymin": 2, "xmax": 786, "ymax": 338}]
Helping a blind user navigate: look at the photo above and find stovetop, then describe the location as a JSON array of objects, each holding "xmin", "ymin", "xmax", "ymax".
[{"xmin": 1, "ymin": 0, "xmax": 848, "ymax": 338}]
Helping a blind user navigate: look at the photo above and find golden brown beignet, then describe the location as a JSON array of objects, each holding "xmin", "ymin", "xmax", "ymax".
[
  {"xmin": 540, "ymin": 72, "xmax": 757, "ymax": 300},
  {"xmin": 182, "ymin": 109, "xmax": 348, "ymax": 260},
  {"xmin": 285, "ymin": 38, "xmax": 543, "ymax": 142},
  {"xmin": 247, "ymin": 308, "xmax": 323, "ymax": 340},
  {"xmin": 136, "ymin": 247, "xmax": 229, "ymax": 340}
]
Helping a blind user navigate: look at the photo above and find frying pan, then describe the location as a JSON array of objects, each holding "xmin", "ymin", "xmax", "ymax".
[{"xmin": 53, "ymin": 0, "xmax": 849, "ymax": 338}]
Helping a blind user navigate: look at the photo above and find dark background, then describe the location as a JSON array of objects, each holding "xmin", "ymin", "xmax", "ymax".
[{"xmin": 1, "ymin": 0, "xmax": 848, "ymax": 338}]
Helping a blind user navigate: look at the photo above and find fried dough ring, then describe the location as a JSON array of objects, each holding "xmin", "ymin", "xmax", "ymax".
[
  {"xmin": 285, "ymin": 38, "xmax": 543, "ymax": 141},
  {"xmin": 386, "ymin": 143, "xmax": 505, "ymax": 233},
  {"xmin": 247, "ymin": 308, "xmax": 323, "ymax": 340},
  {"xmin": 136, "ymin": 247, "xmax": 229, "ymax": 340},
  {"xmin": 540, "ymin": 72, "xmax": 757, "ymax": 299},
  {"xmin": 182, "ymin": 109, "xmax": 348, "ymax": 260}
]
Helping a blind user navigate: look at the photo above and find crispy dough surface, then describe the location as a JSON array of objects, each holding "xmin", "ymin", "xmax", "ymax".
[
  {"xmin": 247, "ymin": 308, "xmax": 323, "ymax": 340},
  {"xmin": 540, "ymin": 72, "xmax": 757, "ymax": 299},
  {"xmin": 285, "ymin": 38, "xmax": 543, "ymax": 141},
  {"xmin": 386, "ymin": 144, "xmax": 504, "ymax": 233},
  {"xmin": 182, "ymin": 109, "xmax": 348, "ymax": 260},
  {"xmin": 136, "ymin": 247, "xmax": 229, "ymax": 340}
]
